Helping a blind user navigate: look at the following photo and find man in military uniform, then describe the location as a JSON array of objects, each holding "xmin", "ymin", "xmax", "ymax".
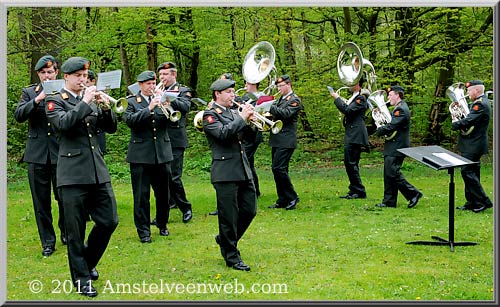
[
  {"xmin": 86, "ymin": 70, "xmax": 107, "ymax": 155},
  {"xmin": 124, "ymin": 70, "xmax": 173, "ymax": 243},
  {"xmin": 452, "ymin": 80, "xmax": 493, "ymax": 213},
  {"xmin": 267, "ymin": 75, "xmax": 302, "ymax": 210},
  {"xmin": 156, "ymin": 62, "xmax": 193, "ymax": 223},
  {"xmin": 203, "ymin": 78, "xmax": 257, "ymax": 271},
  {"xmin": 375, "ymin": 85, "xmax": 423, "ymax": 208},
  {"xmin": 239, "ymin": 81, "xmax": 264, "ymax": 197},
  {"xmin": 45, "ymin": 57, "xmax": 119, "ymax": 297},
  {"xmin": 330, "ymin": 77, "xmax": 369, "ymax": 199},
  {"xmin": 14, "ymin": 54, "xmax": 66, "ymax": 257}
]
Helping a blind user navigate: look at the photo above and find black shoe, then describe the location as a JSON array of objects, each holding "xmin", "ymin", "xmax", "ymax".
[
  {"xmin": 215, "ymin": 234, "xmax": 221, "ymax": 245},
  {"xmin": 473, "ymin": 204, "xmax": 493, "ymax": 213},
  {"xmin": 408, "ymin": 192, "xmax": 423, "ymax": 208},
  {"xmin": 61, "ymin": 233, "xmax": 67, "ymax": 245},
  {"xmin": 457, "ymin": 202, "xmax": 475, "ymax": 210},
  {"xmin": 209, "ymin": 209, "xmax": 218, "ymax": 216},
  {"xmin": 159, "ymin": 228, "xmax": 170, "ymax": 236},
  {"xmin": 42, "ymin": 246, "xmax": 55, "ymax": 257},
  {"xmin": 79, "ymin": 282, "xmax": 98, "ymax": 298},
  {"xmin": 140, "ymin": 236, "xmax": 152, "ymax": 243},
  {"xmin": 229, "ymin": 261, "xmax": 251, "ymax": 271},
  {"xmin": 169, "ymin": 203, "xmax": 178, "ymax": 209},
  {"xmin": 341, "ymin": 193, "xmax": 366, "ymax": 199},
  {"xmin": 150, "ymin": 219, "xmax": 157, "ymax": 226},
  {"xmin": 268, "ymin": 203, "xmax": 285, "ymax": 209},
  {"xmin": 286, "ymin": 197, "xmax": 300, "ymax": 210},
  {"xmin": 182, "ymin": 210, "xmax": 193, "ymax": 223},
  {"xmin": 375, "ymin": 203, "xmax": 396, "ymax": 208},
  {"xmin": 90, "ymin": 268, "xmax": 99, "ymax": 281}
]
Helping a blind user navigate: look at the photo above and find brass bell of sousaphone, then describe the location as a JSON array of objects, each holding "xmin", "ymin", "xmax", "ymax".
[{"xmin": 337, "ymin": 42, "xmax": 377, "ymax": 91}]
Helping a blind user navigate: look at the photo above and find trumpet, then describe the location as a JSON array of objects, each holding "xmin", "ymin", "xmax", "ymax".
[
  {"xmin": 80, "ymin": 84, "xmax": 128, "ymax": 113},
  {"xmin": 232, "ymin": 99, "xmax": 283, "ymax": 134},
  {"xmin": 149, "ymin": 88, "xmax": 182, "ymax": 122}
]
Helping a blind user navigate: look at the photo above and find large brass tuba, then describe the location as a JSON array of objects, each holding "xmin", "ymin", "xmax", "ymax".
[
  {"xmin": 241, "ymin": 41, "xmax": 283, "ymax": 133},
  {"xmin": 446, "ymin": 82, "xmax": 473, "ymax": 136},
  {"xmin": 337, "ymin": 42, "xmax": 377, "ymax": 92}
]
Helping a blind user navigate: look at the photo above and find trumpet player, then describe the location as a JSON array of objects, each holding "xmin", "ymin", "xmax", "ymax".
[
  {"xmin": 267, "ymin": 75, "xmax": 302, "ymax": 211},
  {"xmin": 156, "ymin": 62, "xmax": 193, "ymax": 223},
  {"xmin": 375, "ymin": 85, "xmax": 423, "ymax": 209},
  {"xmin": 329, "ymin": 76, "xmax": 369, "ymax": 200},
  {"xmin": 124, "ymin": 70, "xmax": 173, "ymax": 243},
  {"xmin": 14, "ymin": 54, "xmax": 66, "ymax": 257},
  {"xmin": 203, "ymin": 78, "xmax": 257, "ymax": 271},
  {"xmin": 452, "ymin": 80, "xmax": 493, "ymax": 213},
  {"xmin": 45, "ymin": 57, "xmax": 119, "ymax": 297}
]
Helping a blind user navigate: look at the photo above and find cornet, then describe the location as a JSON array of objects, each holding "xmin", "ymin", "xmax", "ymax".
[
  {"xmin": 232, "ymin": 99, "xmax": 283, "ymax": 134},
  {"xmin": 80, "ymin": 84, "xmax": 128, "ymax": 113},
  {"xmin": 149, "ymin": 88, "xmax": 182, "ymax": 122}
]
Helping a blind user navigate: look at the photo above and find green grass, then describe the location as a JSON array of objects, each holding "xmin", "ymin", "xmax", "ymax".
[{"xmin": 6, "ymin": 158, "xmax": 495, "ymax": 301}]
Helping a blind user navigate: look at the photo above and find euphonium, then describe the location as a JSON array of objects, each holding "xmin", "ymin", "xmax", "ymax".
[
  {"xmin": 367, "ymin": 90, "xmax": 397, "ymax": 140},
  {"xmin": 446, "ymin": 82, "xmax": 473, "ymax": 136}
]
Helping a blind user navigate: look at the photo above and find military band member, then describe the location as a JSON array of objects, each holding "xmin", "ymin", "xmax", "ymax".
[
  {"xmin": 124, "ymin": 70, "xmax": 173, "ymax": 243},
  {"xmin": 157, "ymin": 62, "xmax": 193, "ymax": 223},
  {"xmin": 14, "ymin": 54, "xmax": 66, "ymax": 257},
  {"xmin": 86, "ymin": 70, "xmax": 107, "ymax": 155},
  {"xmin": 267, "ymin": 75, "xmax": 302, "ymax": 210},
  {"xmin": 330, "ymin": 77, "xmax": 369, "ymax": 199},
  {"xmin": 452, "ymin": 80, "xmax": 493, "ymax": 213},
  {"xmin": 203, "ymin": 78, "xmax": 257, "ymax": 271},
  {"xmin": 45, "ymin": 57, "xmax": 119, "ymax": 297},
  {"xmin": 375, "ymin": 85, "xmax": 423, "ymax": 208}
]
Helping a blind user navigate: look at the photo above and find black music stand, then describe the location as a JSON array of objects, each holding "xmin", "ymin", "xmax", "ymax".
[{"xmin": 397, "ymin": 145, "xmax": 479, "ymax": 251}]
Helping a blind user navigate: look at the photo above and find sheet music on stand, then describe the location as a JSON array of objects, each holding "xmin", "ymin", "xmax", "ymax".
[
  {"xmin": 96, "ymin": 70, "xmax": 122, "ymax": 91},
  {"xmin": 127, "ymin": 82, "xmax": 140, "ymax": 96},
  {"xmin": 42, "ymin": 80, "xmax": 65, "ymax": 94}
]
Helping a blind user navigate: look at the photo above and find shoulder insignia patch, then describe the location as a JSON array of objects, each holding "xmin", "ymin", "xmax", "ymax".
[
  {"xmin": 61, "ymin": 92, "xmax": 69, "ymax": 100},
  {"xmin": 473, "ymin": 104, "xmax": 480, "ymax": 111},
  {"xmin": 35, "ymin": 85, "xmax": 41, "ymax": 92},
  {"xmin": 186, "ymin": 92, "xmax": 192, "ymax": 97},
  {"xmin": 215, "ymin": 108, "xmax": 223, "ymax": 114},
  {"xmin": 137, "ymin": 96, "xmax": 142, "ymax": 103},
  {"xmin": 174, "ymin": 85, "xmax": 179, "ymax": 91},
  {"xmin": 47, "ymin": 102, "xmax": 55, "ymax": 111},
  {"xmin": 205, "ymin": 115, "xmax": 214, "ymax": 123},
  {"xmin": 286, "ymin": 96, "xmax": 291, "ymax": 101},
  {"xmin": 292, "ymin": 102, "xmax": 298, "ymax": 107},
  {"xmin": 394, "ymin": 110, "xmax": 400, "ymax": 117},
  {"xmin": 356, "ymin": 98, "xmax": 361, "ymax": 104}
]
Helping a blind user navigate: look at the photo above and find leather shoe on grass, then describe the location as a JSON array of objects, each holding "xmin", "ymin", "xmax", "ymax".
[
  {"xmin": 182, "ymin": 210, "xmax": 193, "ymax": 223},
  {"xmin": 209, "ymin": 209, "xmax": 218, "ymax": 216},
  {"xmin": 228, "ymin": 261, "xmax": 251, "ymax": 271},
  {"xmin": 473, "ymin": 203, "xmax": 493, "ymax": 213},
  {"xmin": 42, "ymin": 246, "xmax": 55, "ymax": 257},
  {"xmin": 408, "ymin": 192, "xmax": 423, "ymax": 208},
  {"xmin": 140, "ymin": 236, "xmax": 152, "ymax": 243},
  {"xmin": 286, "ymin": 197, "xmax": 300, "ymax": 210},
  {"xmin": 268, "ymin": 203, "xmax": 285, "ymax": 209},
  {"xmin": 79, "ymin": 282, "xmax": 97, "ymax": 298},
  {"xmin": 90, "ymin": 268, "xmax": 99, "ymax": 281},
  {"xmin": 159, "ymin": 228, "xmax": 170, "ymax": 236},
  {"xmin": 375, "ymin": 203, "xmax": 396, "ymax": 208},
  {"xmin": 340, "ymin": 193, "xmax": 366, "ymax": 199}
]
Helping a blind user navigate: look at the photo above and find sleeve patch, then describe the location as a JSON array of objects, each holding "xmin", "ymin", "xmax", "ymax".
[
  {"xmin": 473, "ymin": 105, "xmax": 480, "ymax": 111},
  {"xmin": 394, "ymin": 110, "xmax": 400, "ymax": 117},
  {"xmin": 292, "ymin": 102, "xmax": 298, "ymax": 107},
  {"xmin": 356, "ymin": 99, "xmax": 361, "ymax": 104},
  {"xmin": 206, "ymin": 115, "xmax": 214, "ymax": 123},
  {"xmin": 47, "ymin": 102, "xmax": 55, "ymax": 111}
]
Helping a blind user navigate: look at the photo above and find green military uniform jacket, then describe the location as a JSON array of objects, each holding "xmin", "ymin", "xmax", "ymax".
[
  {"xmin": 334, "ymin": 93, "xmax": 369, "ymax": 146},
  {"xmin": 164, "ymin": 82, "xmax": 192, "ymax": 149},
  {"xmin": 45, "ymin": 89, "xmax": 117, "ymax": 186},
  {"xmin": 268, "ymin": 91, "xmax": 303, "ymax": 149},
  {"xmin": 376, "ymin": 100, "xmax": 411, "ymax": 157}
]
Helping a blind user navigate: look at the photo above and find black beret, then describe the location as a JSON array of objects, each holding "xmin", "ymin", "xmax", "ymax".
[
  {"xmin": 466, "ymin": 80, "xmax": 483, "ymax": 88},
  {"xmin": 61, "ymin": 57, "xmax": 90, "ymax": 74},
  {"xmin": 35, "ymin": 55, "xmax": 56, "ymax": 71},
  {"xmin": 389, "ymin": 85, "xmax": 404, "ymax": 93},
  {"xmin": 157, "ymin": 62, "xmax": 176, "ymax": 72},
  {"xmin": 210, "ymin": 79, "xmax": 236, "ymax": 91},
  {"xmin": 275, "ymin": 74, "xmax": 290, "ymax": 84},
  {"xmin": 219, "ymin": 73, "xmax": 233, "ymax": 80},
  {"xmin": 87, "ymin": 70, "xmax": 96, "ymax": 80},
  {"xmin": 137, "ymin": 70, "xmax": 156, "ymax": 82}
]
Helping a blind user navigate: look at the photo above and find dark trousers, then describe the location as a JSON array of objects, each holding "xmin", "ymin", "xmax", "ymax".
[
  {"xmin": 130, "ymin": 163, "xmax": 171, "ymax": 238},
  {"xmin": 344, "ymin": 143, "xmax": 366, "ymax": 195},
  {"xmin": 59, "ymin": 183, "xmax": 118, "ymax": 285},
  {"xmin": 271, "ymin": 147, "xmax": 298, "ymax": 205},
  {"xmin": 244, "ymin": 140, "xmax": 261, "ymax": 196},
  {"xmin": 382, "ymin": 155, "xmax": 420, "ymax": 206},
  {"xmin": 460, "ymin": 152, "xmax": 493, "ymax": 207},
  {"xmin": 213, "ymin": 180, "xmax": 257, "ymax": 265},
  {"xmin": 169, "ymin": 147, "xmax": 192, "ymax": 213},
  {"xmin": 27, "ymin": 162, "xmax": 65, "ymax": 248}
]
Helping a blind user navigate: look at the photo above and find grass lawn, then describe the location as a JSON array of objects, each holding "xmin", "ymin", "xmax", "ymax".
[{"xmin": 5, "ymin": 158, "xmax": 495, "ymax": 301}]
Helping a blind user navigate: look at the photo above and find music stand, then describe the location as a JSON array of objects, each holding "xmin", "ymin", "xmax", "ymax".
[{"xmin": 397, "ymin": 145, "xmax": 479, "ymax": 251}]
